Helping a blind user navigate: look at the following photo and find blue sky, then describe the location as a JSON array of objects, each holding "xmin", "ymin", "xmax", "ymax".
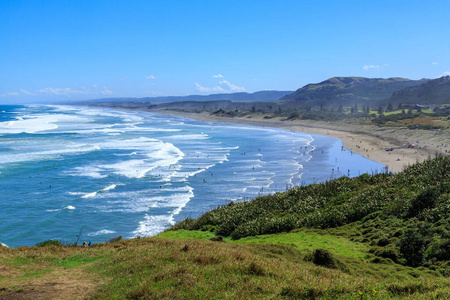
[{"xmin": 1, "ymin": 0, "xmax": 449, "ymax": 103}]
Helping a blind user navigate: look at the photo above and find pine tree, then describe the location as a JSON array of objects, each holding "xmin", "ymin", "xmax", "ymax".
[{"xmin": 387, "ymin": 102, "xmax": 393, "ymax": 111}]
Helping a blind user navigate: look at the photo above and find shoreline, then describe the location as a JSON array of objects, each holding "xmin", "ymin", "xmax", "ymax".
[{"xmin": 127, "ymin": 109, "xmax": 449, "ymax": 174}]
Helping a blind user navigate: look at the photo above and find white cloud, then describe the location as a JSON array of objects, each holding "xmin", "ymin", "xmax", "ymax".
[
  {"xmin": 0, "ymin": 92, "xmax": 19, "ymax": 97},
  {"xmin": 195, "ymin": 80, "xmax": 245, "ymax": 93},
  {"xmin": 362, "ymin": 64, "xmax": 380, "ymax": 71},
  {"xmin": 219, "ymin": 80, "xmax": 246, "ymax": 92},
  {"xmin": 146, "ymin": 75, "xmax": 157, "ymax": 80},
  {"xmin": 99, "ymin": 85, "xmax": 113, "ymax": 95},
  {"xmin": 438, "ymin": 71, "xmax": 450, "ymax": 78},
  {"xmin": 33, "ymin": 85, "xmax": 113, "ymax": 97},
  {"xmin": 37, "ymin": 87, "xmax": 87, "ymax": 95},
  {"xmin": 0, "ymin": 85, "xmax": 113, "ymax": 100},
  {"xmin": 20, "ymin": 89, "xmax": 35, "ymax": 95},
  {"xmin": 195, "ymin": 83, "xmax": 227, "ymax": 93},
  {"xmin": 432, "ymin": 62, "xmax": 439, "ymax": 65},
  {"xmin": 212, "ymin": 74, "xmax": 223, "ymax": 78}
]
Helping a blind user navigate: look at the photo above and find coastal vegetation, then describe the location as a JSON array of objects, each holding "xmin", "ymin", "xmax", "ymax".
[
  {"xmin": 170, "ymin": 155, "xmax": 450, "ymax": 268},
  {"xmin": 1, "ymin": 156, "xmax": 450, "ymax": 299},
  {"xmin": 2, "ymin": 76, "xmax": 449, "ymax": 298}
]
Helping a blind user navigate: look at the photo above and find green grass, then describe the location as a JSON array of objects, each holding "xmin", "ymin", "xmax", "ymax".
[
  {"xmin": 155, "ymin": 228, "xmax": 218, "ymax": 240},
  {"xmin": 2, "ymin": 234, "xmax": 450, "ymax": 299},
  {"xmin": 158, "ymin": 229, "xmax": 367, "ymax": 260},
  {"xmin": 233, "ymin": 229, "xmax": 367, "ymax": 260},
  {"xmin": 1, "ymin": 157, "xmax": 450, "ymax": 298}
]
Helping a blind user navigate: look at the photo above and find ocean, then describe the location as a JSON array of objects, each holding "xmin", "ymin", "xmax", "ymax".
[{"xmin": 0, "ymin": 105, "xmax": 385, "ymax": 247}]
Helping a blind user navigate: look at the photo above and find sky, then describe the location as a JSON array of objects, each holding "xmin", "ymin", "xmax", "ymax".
[{"xmin": 1, "ymin": 0, "xmax": 450, "ymax": 104}]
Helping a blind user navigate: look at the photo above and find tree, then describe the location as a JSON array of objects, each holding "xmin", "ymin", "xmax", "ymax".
[
  {"xmin": 354, "ymin": 103, "xmax": 358, "ymax": 113},
  {"xmin": 408, "ymin": 186, "xmax": 439, "ymax": 217},
  {"xmin": 338, "ymin": 104, "xmax": 344, "ymax": 113},
  {"xmin": 387, "ymin": 102, "xmax": 393, "ymax": 111},
  {"xmin": 397, "ymin": 102, "xmax": 403, "ymax": 110},
  {"xmin": 378, "ymin": 106, "xmax": 384, "ymax": 115},
  {"xmin": 398, "ymin": 229, "xmax": 426, "ymax": 267}
]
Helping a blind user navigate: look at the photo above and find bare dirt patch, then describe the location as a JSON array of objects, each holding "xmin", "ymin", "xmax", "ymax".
[{"xmin": 0, "ymin": 268, "xmax": 101, "ymax": 300}]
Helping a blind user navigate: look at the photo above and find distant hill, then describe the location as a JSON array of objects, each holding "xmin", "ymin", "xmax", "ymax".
[
  {"xmin": 387, "ymin": 75, "xmax": 450, "ymax": 105},
  {"xmin": 281, "ymin": 77, "xmax": 428, "ymax": 104},
  {"xmin": 83, "ymin": 90, "xmax": 293, "ymax": 104}
]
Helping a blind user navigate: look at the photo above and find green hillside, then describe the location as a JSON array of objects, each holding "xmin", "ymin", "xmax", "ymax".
[
  {"xmin": 388, "ymin": 75, "xmax": 450, "ymax": 105},
  {"xmin": 171, "ymin": 155, "xmax": 450, "ymax": 270},
  {"xmin": 1, "ymin": 156, "xmax": 450, "ymax": 299},
  {"xmin": 281, "ymin": 77, "xmax": 427, "ymax": 104}
]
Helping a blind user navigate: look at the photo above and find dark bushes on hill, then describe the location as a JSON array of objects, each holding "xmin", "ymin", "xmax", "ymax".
[{"xmin": 169, "ymin": 155, "xmax": 450, "ymax": 269}]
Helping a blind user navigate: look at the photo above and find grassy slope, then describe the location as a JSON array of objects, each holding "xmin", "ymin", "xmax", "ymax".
[
  {"xmin": 1, "ymin": 234, "xmax": 449, "ymax": 299},
  {"xmin": 1, "ymin": 156, "xmax": 450, "ymax": 299}
]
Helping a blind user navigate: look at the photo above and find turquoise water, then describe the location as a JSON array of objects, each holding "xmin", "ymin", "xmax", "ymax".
[{"xmin": 0, "ymin": 105, "xmax": 385, "ymax": 247}]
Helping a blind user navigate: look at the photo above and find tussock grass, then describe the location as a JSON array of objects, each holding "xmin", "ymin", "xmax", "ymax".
[{"xmin": 1, "ymin": 235, "xmax": 450, "ymax": 299}]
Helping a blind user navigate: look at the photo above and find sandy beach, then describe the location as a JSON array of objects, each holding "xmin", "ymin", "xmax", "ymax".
[{"xmin": 140, "ymin": 110, "xmax": 449, "ymax": 174}]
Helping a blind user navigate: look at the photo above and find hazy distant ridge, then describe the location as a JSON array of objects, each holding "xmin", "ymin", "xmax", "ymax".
[{"xmin": 85, "ymin": 90, "xmax": 293, "ymax": 104}]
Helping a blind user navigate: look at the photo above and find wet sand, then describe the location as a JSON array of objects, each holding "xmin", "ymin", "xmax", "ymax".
[{"xmin": 145, "ymin": 110, "xmax": 449, "ymax": 174}]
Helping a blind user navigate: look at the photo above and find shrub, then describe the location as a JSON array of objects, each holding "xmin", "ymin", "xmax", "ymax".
[
  {"xmin": 109, "ymin": 236, "xmax": 123, "ymax": 243},
  {"xmin": 398, "ymin": 229, "xmax": 426, "ymax": 267},
  {"xmin": 305, "ymin": 248, "xmax": 348, "ymax": 272},
  {"xmin": 377, "ymin": 237, "xmax": 390, "ymax": 246},
  {"xmin": 311, "ymin": 249, "xmax": 335, "ymax": 268},
  {"xmin": 408, "ymin": 186, "xmax": 440, "ymax": 217},
  {"xmin": 36, "ymin": 239, "xmax": 62, "ymax": 247}
]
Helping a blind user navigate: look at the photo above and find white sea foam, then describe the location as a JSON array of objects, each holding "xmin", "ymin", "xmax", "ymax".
[
  {"xmin": 0, "ymin": 144, "xmax": 101, "ymax": 165},
  {"xmin": 102, "ymin": 159, "xmax": 157, "ymax": 178},
  {"xmin": 132, "ymin": 215, "xmax": 173, "ymax": 237},
  {"xmin": 82, "ymin": 192, "xmax": 97, "ymax": 198},
  {"xmin": 88, "ymin": 229, "xmax": 116, "ymax": 236},
  {"xmin": 65, "ymin": 166, "xmax": 108, "ymax": 179},
  {"xmin": 163, "ymin": 133, "xmax": 210, "ymax": 140},
  {"xmin": 95, "ymin": 137, "xmax": 184, "ymax": 178},
  {"xmin": 65, "ymin": 205, "xmax": 76, "ymax": 210},
  {"xmin": 0, "ymin": 114, "xmax": 59, "ymax": 134},
  {"xmin": 98, "ymin": 186, "xmax": 194, "ymax": 216},
  {"xmin": 102, "ymin": 184, "xmax": 117, "ymax": 191},
  {"xmin": 68, "ymin": 192, "xmax": 84, "ymax": 196}
]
